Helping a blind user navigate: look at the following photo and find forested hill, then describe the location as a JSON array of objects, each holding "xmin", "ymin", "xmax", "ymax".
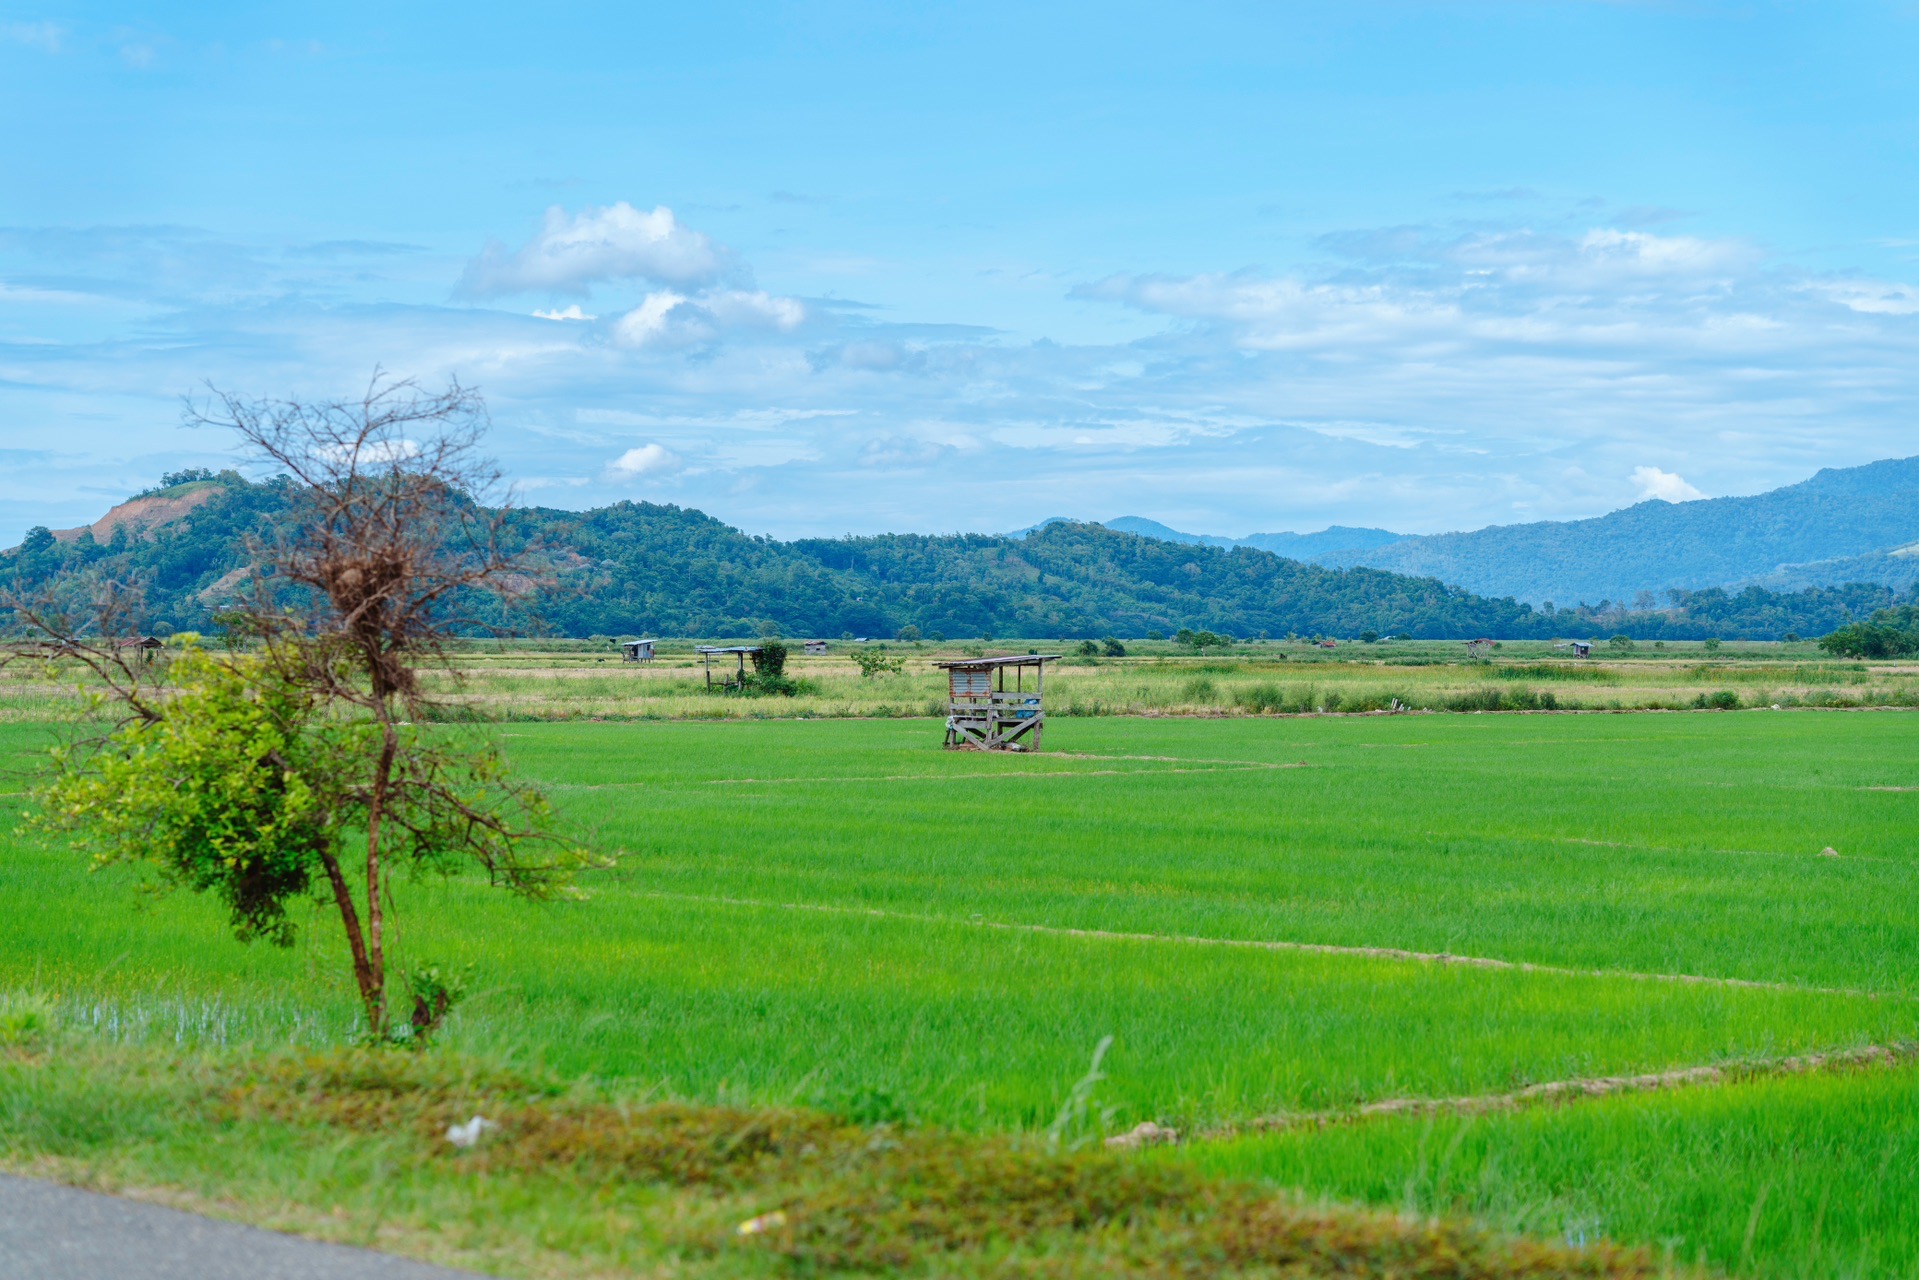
[{"xmin": 3, "ymin": 472, "xmax": 1910, "ymax": 640}]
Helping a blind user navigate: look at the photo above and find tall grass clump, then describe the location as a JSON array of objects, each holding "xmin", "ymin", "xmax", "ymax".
[
  {"xmin": 1232, "ymin": 683, "xmax": 1318, "ymax": 714},
  {"xmin": 1444, "ymin": 686, "xmax": 1559, "ymax": 712},
  {"xmin": 1180, "ymin": 677, "xmax": 1219, "ymax": 702},
  {"xmin": 1490, "ymin": 664, "xmax": 1609, "ymax": 682}
]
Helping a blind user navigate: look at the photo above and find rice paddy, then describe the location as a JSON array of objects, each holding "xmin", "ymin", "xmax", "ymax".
[
  {"xmin": 6, "ymin": 636, "xmax": 1917, "ymax": 722},
  {"xmin": 3, "ymin": 690, "xmax": 1917, "ymax": 1275}
]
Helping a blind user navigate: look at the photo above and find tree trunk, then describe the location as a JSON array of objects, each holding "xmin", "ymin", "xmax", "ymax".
[
  {"xmin": 362, "ymin": 718, "xmax": 398, "ymax": 1038},
  {"xmin": 318, "ymin": 850, "xmax": 380, "ymax": 1034}
]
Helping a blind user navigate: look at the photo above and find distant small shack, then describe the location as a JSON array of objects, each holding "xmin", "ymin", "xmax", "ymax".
[
  {"xmin": 804, "ymin": 640, "xmax": 830, "ymax": 655},
  {"xmin": 119, "ymin": 635, "xmax": 163, "ymax": 665},
  {"xmin": 696, "ymin": 645, "xmax": 760, "ymax": 692},
  {"xmin": 935, "ymin": 654, "xmax": 1059, "ymax": 751},
  {"xmin": 620, "ymin": 638, "xmax": 657, "ymax": 663},
  {"xmin": 1570, "ymin": 640, "xmax": 1592, "ymax": 658}
]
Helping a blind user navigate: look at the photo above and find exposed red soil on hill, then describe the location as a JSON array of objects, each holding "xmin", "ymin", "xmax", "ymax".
[{"xmin": 51, "ymin": 484, "xmax": 222, "ymax": 545}]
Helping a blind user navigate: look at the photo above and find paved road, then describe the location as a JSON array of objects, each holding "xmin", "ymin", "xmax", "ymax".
[{"xmin": 0, "ymin": 1173, "xmax": 489, "ymax": 1279}]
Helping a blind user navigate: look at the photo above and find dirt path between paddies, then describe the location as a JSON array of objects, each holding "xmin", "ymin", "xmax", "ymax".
[
  {"xmin": 639, "ymin": 891, "xmax": 1908, "ymax": 1003},
  {"xmin": 1212, "ymin": 1040, "xmax": 1919, "ymax": 1139}
]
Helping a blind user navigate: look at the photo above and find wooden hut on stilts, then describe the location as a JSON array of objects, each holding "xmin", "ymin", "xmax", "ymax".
[{"xmin": 935, "ymin": 654, "xmax": 1059, "ymax": 751}]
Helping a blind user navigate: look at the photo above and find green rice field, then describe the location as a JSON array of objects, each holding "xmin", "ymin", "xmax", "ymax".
[{"xmin": 4, "ymin": 705, "xmax": 1919, "ymax": 1275}]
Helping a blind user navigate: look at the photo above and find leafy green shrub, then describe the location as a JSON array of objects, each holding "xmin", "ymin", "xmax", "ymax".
[
  {"xmin": 1693, "ymin": 690, "xmax": 1740, "ymax": 710},
  {"xmin": 729, "ymin": 641, "xmax": 800, "ymax": 695},
  {"xmin": 751, "ymin": 640, "xmax": 790, "ymax": 678},
  {"xmin": 0, "ymin": 993, "xmax": 55, "ymax": 1047},
  {"xmin": 1180, "ymin": 677, "xmax": 1217, "ymax": 701},
  {"xmin": 405, "ymin": 964, "xmax": 472, "ymax": 1045},
  {"xmin": 852, "ymin": 646, "xmax": 905, "ymax": 679},
  {"xmin": 1099, "ymin": 637, "xmax": 1126, "ymax": 657},
  {"xmin": 1175, "ymin": 628, "xmax": 1230, "ymax": 652}
]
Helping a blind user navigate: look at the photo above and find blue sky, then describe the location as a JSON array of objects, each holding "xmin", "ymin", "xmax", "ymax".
[{"xmin": 5, "ymin": 1, "xmax": 1919, "ymax": 546}]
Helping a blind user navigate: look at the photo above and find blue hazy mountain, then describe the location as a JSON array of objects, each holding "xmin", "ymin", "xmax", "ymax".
[
  {"xmin": 1099, "ymin": 517, "xmax": 1407, "ymax": 559},
  {"xmin": 1315, "ymin": 455, "xmax": 1919, "ymax": 605}
]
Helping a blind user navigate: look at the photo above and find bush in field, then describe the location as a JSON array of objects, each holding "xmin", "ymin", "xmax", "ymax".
[
  {"xmin": 1694, "ymin": 690, "xmax": 1740, "ymax": 710},
  {"xmin": 852, "ymin": 646, "xmax": 905, "ymax": 679},
  {"xmin": 1076, "ymin": 640, "xmax": 1100, "ymax": 656},
  {"xmin": 1100, "ymin": 637, "xmax": 1126, "ymax": 657},
  {"xmin": 751, "ymin": 640, "xmax": 790, "ymax": 677},
  {"xmin": 1175, "ymin": 628, "xmax": 1230, "ymax": 652}
]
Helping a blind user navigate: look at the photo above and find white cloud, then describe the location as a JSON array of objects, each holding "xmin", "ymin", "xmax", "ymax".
[
  {"xmin": 703, "ymin": 289, "xmax": 805, "ymax": 331},
  {"xmin": 1631, "ymin": 466, "xmax": 1706, "ymax": 503},
  {"xmin": 459, "ymin": 203, "xmax": 727, "ymax": 297},
  {"xmin": 1576, "ymin": 229, "xmax": 1748, "ymax": 275},
  {"xmin": 320, "ymin": 438, "xmax": 421, "ymax": 467},
  {"xmin": 608, "ymin": 287, "xmax": 804, "ymax": 349},
  {"xmin": 606, "ymin": 443, "xmax": 681, "ymax": 479},
  {"xmin": 3, "ymin": 21, "xmax": 62, "ymax": 51},
  {"xmin": 611, "ymin": 290, "xmax": 696, "ymax": 348},
  {"xmin": 1816, "ymin": 280, "xmax": 1919, "ymax": 315},
  {"xmin": 15, "ymin": 210, "xmax": 1919, "ymax": 547}
]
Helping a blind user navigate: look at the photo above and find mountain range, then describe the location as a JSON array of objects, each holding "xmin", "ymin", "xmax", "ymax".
[
  {"xmin": 2, "ymin": 470, "xmax": 1907, "ymax": 641},
  {"xmin": 1074, "ymin": 453, "xmax": 1919, "ymax": 607}
]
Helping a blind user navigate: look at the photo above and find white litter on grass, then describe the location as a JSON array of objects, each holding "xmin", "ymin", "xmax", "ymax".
[
  {"xmin": 1820, "ymin": 846, "xmax": 1841, "ymax": 858},
  {"xmin": 737, "ymin": 1209, "xmax": 788, "ymax": 1236},
  {"xmin": 1104, "ymin": 1120, "xmax": 1180, "ymax": 1149},
  {"xmin": 446, "ymin": 1115, "xmax": 495, "ymax": 1148}
]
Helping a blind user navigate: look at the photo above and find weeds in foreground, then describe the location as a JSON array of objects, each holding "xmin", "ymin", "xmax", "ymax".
[{"xmin": 6, "ymin": 1039, "xmax": 1670, "ymax": 1279}]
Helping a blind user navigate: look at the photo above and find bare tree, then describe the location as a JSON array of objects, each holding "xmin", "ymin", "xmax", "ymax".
[{"xmin": 13, "ymin": 373, "xmax": 590, "ymax": 1041}]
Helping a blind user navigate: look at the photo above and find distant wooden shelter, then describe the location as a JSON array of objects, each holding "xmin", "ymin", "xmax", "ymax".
[
  {"xmin": 119, "ymin": 635, "xmax": 163, "ymax": 665},
  {"xmin": 935, "ymin": 654, "xmax": 1059, "ymax": 751},
  {"xmin": 696, "ymin": 644, "xmax": 761, "ymax": 691},
  {"xmin": 804, "ymin": 640, "xmax": 830, "ymax": 655},
  {"xmin": 620, "ymin": 638, "xmax": 657, "ymax": 663},
  {"xmin": 1570, "ymin": 641, "xmax": 1592, "ymax": 658}
]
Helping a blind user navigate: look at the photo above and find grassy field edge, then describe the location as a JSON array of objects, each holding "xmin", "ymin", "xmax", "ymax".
[{"xmin": 0, "ymin": 1026, "xmax": 1671, "ymax": 1280}]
